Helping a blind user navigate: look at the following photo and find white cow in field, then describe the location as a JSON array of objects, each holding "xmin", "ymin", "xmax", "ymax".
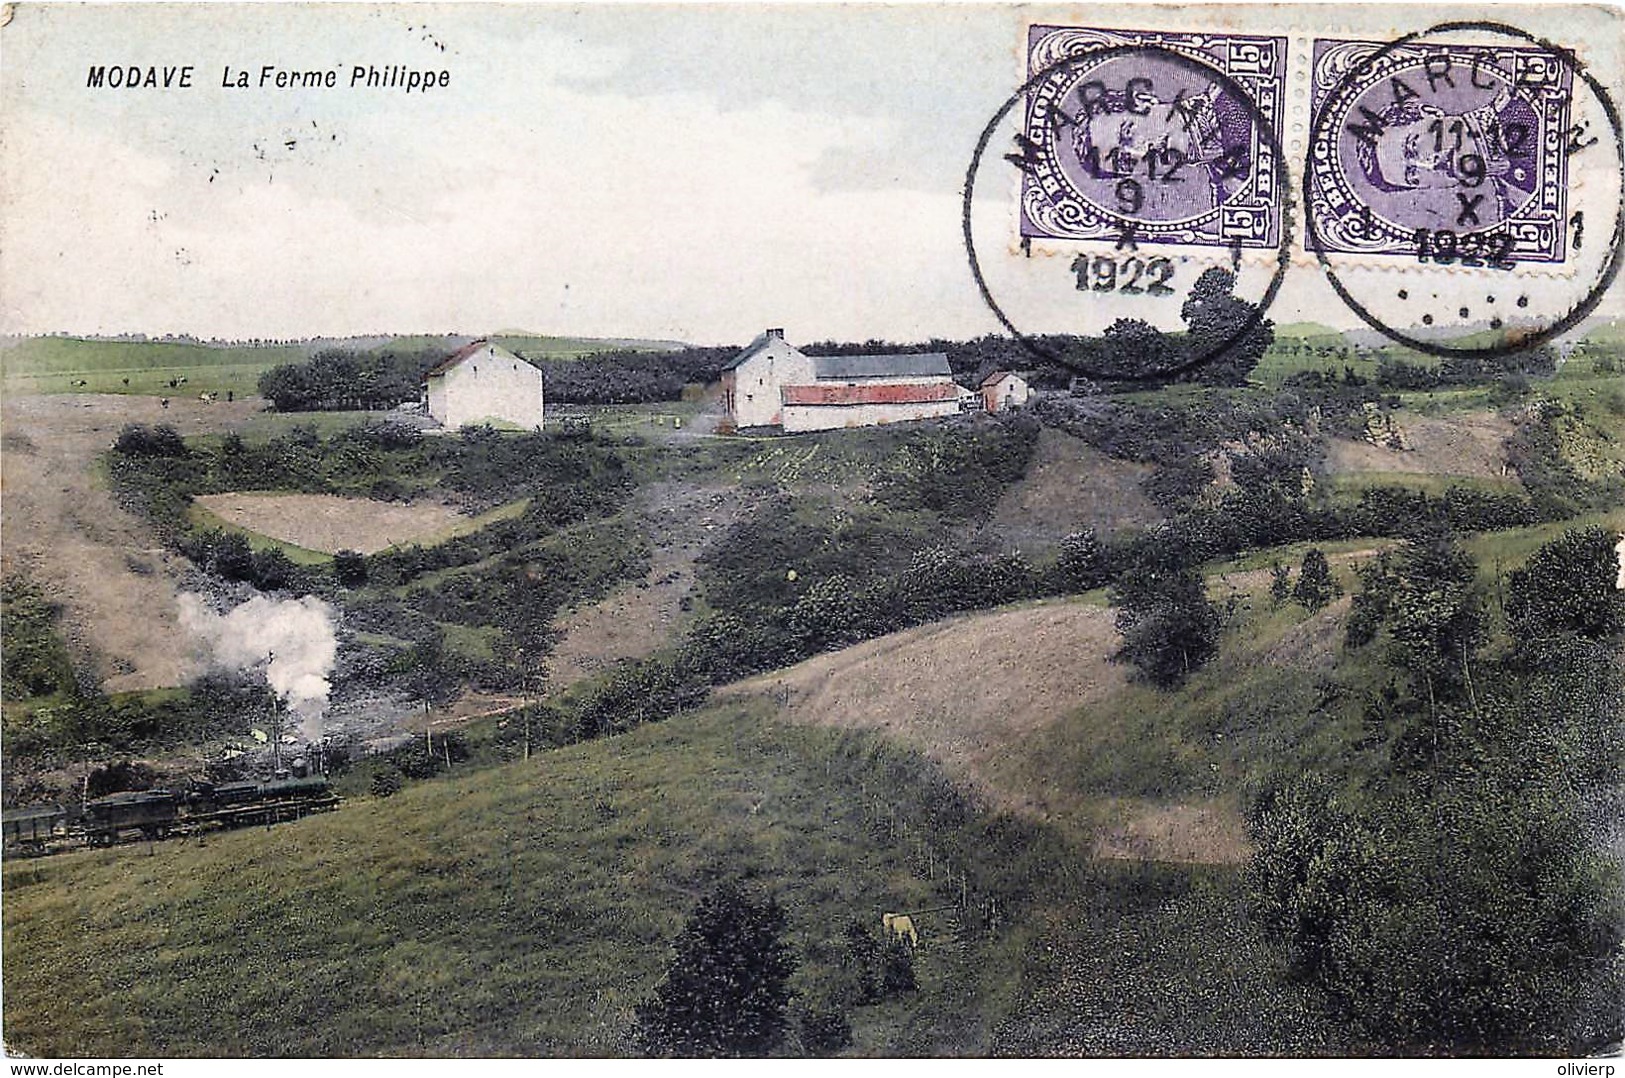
[{"xmin": 883, "ymin": 912, "xmax": 918, "ymax": 949}]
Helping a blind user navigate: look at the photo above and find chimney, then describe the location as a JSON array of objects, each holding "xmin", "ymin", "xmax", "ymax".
[{"xmin": 765, "ymin": 327, "xmax": 784, "ymax": 339}]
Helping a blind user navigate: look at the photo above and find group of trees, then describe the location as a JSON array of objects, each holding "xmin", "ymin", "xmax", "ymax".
[
  {"xmin": 634, "ymin": 882, "xmax": 916, "ymax": 1057},
  {"xmin": 1373, "ymin": 347, "xmax": 1557, "ymax": 392},
  {"xmin": 257, "ymin": 347, "xmax": 445, "ymax": 412},
  {"xmin": 1269, "ymin": 549, "xmax": 1343, "ymax": 611},
  {"xmin": 1052, "ymin": 268, "xmax": 1274, "ymax": 385},
  {"xmin": 1248, "ymin": 526, "xmax": 1625, "ymax": 1053},
  {"xmin": 539, "ymin": 346, "xmax": 736, "ymax": 404}
]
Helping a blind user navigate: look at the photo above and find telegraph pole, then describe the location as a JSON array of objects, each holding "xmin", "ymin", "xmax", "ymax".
[{"xmin": 264, "ymin": 651, "xmax": 284, "ymax": 776}]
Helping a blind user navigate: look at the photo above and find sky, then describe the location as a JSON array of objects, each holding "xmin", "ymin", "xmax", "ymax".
[{"xmin": 1, "ymin": 2, "xmax": 1621, "ymax": 345}]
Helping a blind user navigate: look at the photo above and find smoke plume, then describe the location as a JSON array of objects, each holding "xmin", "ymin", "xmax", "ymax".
[{"xmin": 180, "ymin": 593, "xmax": 338, "ymax": 741}]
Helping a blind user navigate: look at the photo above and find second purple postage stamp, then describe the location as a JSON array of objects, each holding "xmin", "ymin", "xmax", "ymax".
[
  {"xmin": 1019, "ymin": 25, "xmax": 1287, "ymax": 251},
  {"xmin": 1307, "ymin": 38, "xmax": 1574, "ymax": 264}
]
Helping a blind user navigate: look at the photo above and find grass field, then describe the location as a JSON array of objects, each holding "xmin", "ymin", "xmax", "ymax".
[
  {"xmin": 0, "ymin": 705, "xmax": 1022, "ymax": 1057},
  {"xmin": 1, "ymin": 679, "xmax": 1341, "ymax": 1056},
  {"xmin": 0, "ymin": 333, "xmax": 686, "ymax": 399},
  {"xmin": 1255, "ymin": 324, "xmax": 1373, "ymax": 386},
  {"xmin": 0, "ymin": 334, "xmax": 308, "ymax": 398},
  {"xmin": 1324, "ymin": 471, "xmax": 1524, "ymax": 497}
]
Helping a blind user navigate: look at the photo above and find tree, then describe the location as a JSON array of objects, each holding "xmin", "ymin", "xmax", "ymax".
[
  {"xmin": 1291, "ymin": 548, "xmax": 1342, "ymax": 611},
  {"xmin": 1181, "ymin": 267, "xmax": 1274, "ymax": 386},
  {"xmin": 1346, "ymin": 532, "xmax": 1485, "ymax": 697},
  {"xmin": 1506, "ymin": 526, "xmax": 1625, "ymax": 644},
  {"xmin": 1269, "ymin": 562, "xmax": 1292, "ymax": 605},
  {"xmin": 1109, "ymin": 537, "xmax": 1222, "ymax": 688},
  {"xmin": 635, "ymin": 882, "xmax": 798, "ymax": 1057},
  {"xmin": 1100, "ymin": 318, "xmax": 1180, "ymax": 380}
]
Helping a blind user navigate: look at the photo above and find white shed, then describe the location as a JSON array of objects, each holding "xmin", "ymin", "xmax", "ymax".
[{"xmin": 980, "ymin": 371, "xmax": 1031, "ymax": 413}]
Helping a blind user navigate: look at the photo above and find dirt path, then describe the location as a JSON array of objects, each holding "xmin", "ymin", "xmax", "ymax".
[
  {"xmin": 545, "ymin": 482, "xmax": 748, "ymax": 690},
  {"xmin": 1, "ymin": 393, "xmax": 260, "ymax": 691}
]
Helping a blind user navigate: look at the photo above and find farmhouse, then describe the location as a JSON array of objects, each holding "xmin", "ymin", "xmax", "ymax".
[
  {"xmin": 980, "ymin": 371, "xmax": 1031, "ymax": 413},
  {"xmin": 720, "ymin": 328, "xmax": 962, "ymax": 432},
  {"xmin": 422, "ymin": 340, "xmax": 545, "ymax": 430}
]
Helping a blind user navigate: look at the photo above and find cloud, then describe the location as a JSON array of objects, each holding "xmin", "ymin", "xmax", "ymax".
[{"xmin": 1, "ymin": 60, "xmax": 994, "ymax": 342}]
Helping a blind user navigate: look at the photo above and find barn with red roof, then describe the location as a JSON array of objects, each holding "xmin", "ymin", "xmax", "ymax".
[{"xmin": 719, "ymin": 328, "xmax": 966, "ymax": 432}]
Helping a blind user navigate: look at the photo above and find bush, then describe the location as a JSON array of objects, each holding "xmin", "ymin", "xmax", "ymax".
[
  {"xmin": 879, "ymin": 937, "xmax": 918, "ymax": 996},
  {"xmin": 1050, "ymin": 529, "xmax": 1110, "ymax": 593},
  {"xmin": 333, "ymin": 550, "xmax": 368, "ymax": 588},
  {"xmin": 370, "ymin": 764, "xmax": 405, "ymax": 798},
  {"xmin": 797, "ymin": 1007, "xmax": 853, "ymax": 1056},
  {"xmin": 871, "ymin": 415, "xmax": 1041, "ymax": 520},
  {"xmin": 86, "ymin": 760, "xmax": 157, "ymax": 797},
  {"xmin": 251, "ymin": 548, "xmax": 295, "ymax": 593},
  {"xmin": 1507, "ymin": 526, "xmax": 1625, "ymax": 644},
  {"xmin": 0, "ymin": 578, "xmax": 77, "ymax": 701},
  {"xmin": 114, "ymin": 423, "xmax": 187, "ymax": 457},
  {"xmin": 210, "ymin": 533, "xmax": 257, "ymax": 583}
]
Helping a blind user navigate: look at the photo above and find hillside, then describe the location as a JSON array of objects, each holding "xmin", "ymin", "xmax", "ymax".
[
  {"xmin": 1, "ymin": 692, "xmax": 1335, "ymax": 1057},
  {"xmin": 720, "ymin": 596, "xmax": 1255, "ymax": 864}
]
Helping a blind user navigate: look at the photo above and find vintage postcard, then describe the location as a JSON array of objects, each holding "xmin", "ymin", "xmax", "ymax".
[{"xmin": 2, "ymin": 2, "xmax": 1623, "ymax": 1066}]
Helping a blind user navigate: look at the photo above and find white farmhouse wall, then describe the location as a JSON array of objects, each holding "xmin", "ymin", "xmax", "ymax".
[
  {"xmin": 426, "ymin": 344, "xmax": 545, "ymax": 430},
  {"xmin": 727, "ymin": 337, "xmax": 815, "ymax": 428},
  {"xmin": 783, "ymin": 398, "xmax": 960, "ymax": 432}
]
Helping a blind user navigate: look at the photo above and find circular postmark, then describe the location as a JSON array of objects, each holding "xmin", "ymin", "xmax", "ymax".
[
  {"xmin": 1305, "ymin": 21, "xmax": 1625, "ymax": 357},
  {"xmin": 963, "ymin": 35, "xmax": 1293, "ymax": 381}
]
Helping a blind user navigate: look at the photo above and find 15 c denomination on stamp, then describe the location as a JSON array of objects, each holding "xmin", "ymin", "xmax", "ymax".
[
  {"xmin": 1308, "ymin": 37, "xmax": 1573, "ymax": 265},
  {"xmin": 1019, "ymin": 26, "xmax": 1287, "ymax": 251}
]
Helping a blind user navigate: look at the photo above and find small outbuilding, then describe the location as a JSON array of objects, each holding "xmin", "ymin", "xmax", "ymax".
[
  {"xmin": 980, "ymin": 371, "xmax": 1031, "ymax": 413},
  {"xmin": 422, "ymin": 340, "xmax": 545, "ymax": 430}
]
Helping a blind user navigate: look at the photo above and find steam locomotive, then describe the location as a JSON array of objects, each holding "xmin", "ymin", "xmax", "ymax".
[{"xmin": 1, "ymin": 776, "xmax": 339, "ymax": 857}]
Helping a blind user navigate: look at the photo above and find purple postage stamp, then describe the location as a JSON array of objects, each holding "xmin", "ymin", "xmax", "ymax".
[
  {"xmin": 1308, "ymin": 38, "xmax": 1574, "ymax": 264},
  {"xmin": 1019, "ymin": 25, "xmax": 1287, "ymax": 250}
]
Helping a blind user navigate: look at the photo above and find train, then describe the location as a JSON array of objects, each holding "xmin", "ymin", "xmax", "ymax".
[{"xmin": 1, "ymin": 776, "xmax": 340, "ymax": 857}]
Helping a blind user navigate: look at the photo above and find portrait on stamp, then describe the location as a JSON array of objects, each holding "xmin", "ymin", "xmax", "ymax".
[
  {"xmin": 1308, "ymin": 39, "xmax": 1573, "ymax": 262},
  {"xmin": 1019, "ymin": 26, "xmax": 1287, "ymax": 250}
]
